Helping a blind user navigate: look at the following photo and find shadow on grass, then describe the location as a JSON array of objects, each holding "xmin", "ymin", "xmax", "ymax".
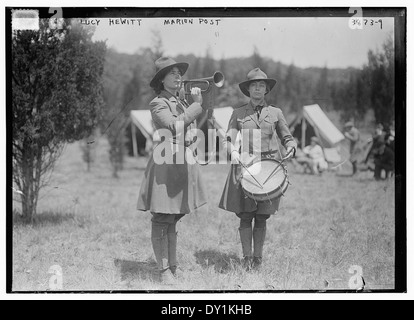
[
  {"xmin": 132, "ymin": 166, "xmax": 147, "ymax": 171},
  {"xmin": 335, "ymin": 173, "xmax": 356, "ymax": 178},
  {"xmin": 12, "ymin": 210, "xmax": 84, "ymax": 227},
  {"xmin": 114, "ymin": 258, "xmax": 159, "ymax": 282},
  {"xmin": 194, "ymin": 249, "xmax": 241, "ymax": 274}
]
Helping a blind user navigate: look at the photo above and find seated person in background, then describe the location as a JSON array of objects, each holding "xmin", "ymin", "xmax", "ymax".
[
  {"xmin": 290, "ymin": 138, "xmax": 310, "ymax": 173},
  {"xmin": 374, "ymin": 141, "xmax": 395, "ymax": 180},
  {"xmin": 303, "ymin": 136, "xmax": 328, "ymax": 174},
  {"xmin": 365, "ymin": 123, "xmax": 386, "ymax": 166},
  {"xmin": 295, "ymin": 136, "xmax": 328, "ymax": 175},
  {"xmin": 386, "ymin": 122, "xmax": 395, "ymax": 152},
  {"xmin": 292, "ymin": 147, "xmax": 308, "ymax": 172}
]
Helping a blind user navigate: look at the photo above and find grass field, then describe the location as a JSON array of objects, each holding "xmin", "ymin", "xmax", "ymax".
[{"xmin": 12, "ymin": 139, "xmax": 395, "ymax": 292}]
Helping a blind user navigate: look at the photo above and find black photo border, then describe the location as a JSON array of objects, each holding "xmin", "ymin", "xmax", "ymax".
[{"xmin": 5, "ymin": 6, "xmax": 407, "ymax": 295}]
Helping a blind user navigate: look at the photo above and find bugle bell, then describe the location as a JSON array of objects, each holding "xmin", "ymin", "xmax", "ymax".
[{"xmin": 181, "ymin": 71, "xmax": 225, "ymax": 95}]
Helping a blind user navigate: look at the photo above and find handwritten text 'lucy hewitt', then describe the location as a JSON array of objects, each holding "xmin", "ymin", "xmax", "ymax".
[{"xmin": 78, "ymin": 19, "xmax": 142, "ymax": 26}]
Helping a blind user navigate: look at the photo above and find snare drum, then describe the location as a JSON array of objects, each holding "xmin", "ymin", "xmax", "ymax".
[{"xmin": 241, "ymin": 158, "xmax": 289, "ymax": 202}]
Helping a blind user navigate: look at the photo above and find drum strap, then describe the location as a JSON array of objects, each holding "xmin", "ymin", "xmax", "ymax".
[
  {"xmin": 269, "ymin": 105, "xmax": 285, "ymax": 161},
  {"xmin": 274, "ymin": 127, "xmax": 284, "ymax": 161}
]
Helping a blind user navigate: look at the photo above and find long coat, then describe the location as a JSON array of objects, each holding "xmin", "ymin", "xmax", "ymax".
[
  {"xmin": 219, "ymin": 101, "xmax": 297, "ymax": 215},
  {"xmin": 137, "ymin": 91, "xmax": 208, "ymax": 214}
]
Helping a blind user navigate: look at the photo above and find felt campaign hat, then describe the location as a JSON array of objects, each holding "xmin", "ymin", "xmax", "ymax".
[
  {"xmin": 150, "ymin": 57, "xmax": 189, "ymax": 89},
  {"xmin": 345, "ymin": 121, "xmax": 354, "ymax": 128},
  {"xmin": 238, "ymin": 68, "xmax": 277, "ymax": 97}
]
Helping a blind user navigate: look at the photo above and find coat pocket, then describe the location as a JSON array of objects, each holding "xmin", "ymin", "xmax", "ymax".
[
  {"xmin": 238, "ymin": 117, "xmax": 257, "ymax": 130},
  {"xmin": 261, "ymin": 118, "xmax": 275, "ymax": 134}
]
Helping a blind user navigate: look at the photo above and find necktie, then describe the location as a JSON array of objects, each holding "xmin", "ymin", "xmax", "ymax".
[{"xmin": 255, "ymin": 105, "xmax": 263, "ymax": 118}]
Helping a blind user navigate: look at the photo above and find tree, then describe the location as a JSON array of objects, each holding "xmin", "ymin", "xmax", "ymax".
[
  {"xmin": 150, "ymin": 29, "xmax": 164, "ymax": 60},
  {"xmin": 108, "ymin": 64, "xmax": 141, "ymax": 178},
  {"xmin": 354, "ymin": 69, "xmax": 371, "ymax": 119},
  {"xmin": 80, "ymin": 131, "xmax": 98, "ymax": 172},
  {"xmin": 284, "ymin": 63, "xmax": 302, "ymax": 112},
  {"xmin": 202, "ymin": 47, "xmax": 216, "ymax": 78},
  {"xmin": 187, "ymin": 56, "xmax": 201, "ymax": 80},
  {"xmin": 250, "ymin": 46, "xmax": 266, "ymax": 70},
  {"xmin": 12, "ymin": 19, "xmax": 106, "ymax": 221},
  {"xmin": 267, "ymin": 62, "xmax": 283, "ymax": 106},
  {"xmin": 364, "ymin": 36, "xmax": 395, "ymax": 126},
  {"xmin": 218, "ymin": 55, "xmax": 227, "ymax": 77},
  {"xmin": 343, "ymin": 72, "xmax": 358, "ymax": 121},
  {"xmin": 315, "ymin": 65, "xmax": 329, "ymax": 102},
  {"xmin": 107, "ymin": 117, "xmax": 127, "ymax": 177}
]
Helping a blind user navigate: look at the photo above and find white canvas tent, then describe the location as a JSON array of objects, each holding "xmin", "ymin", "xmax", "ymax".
[
  {"xmin": 302, "ymin": 104, "xmax": 345, "ymax": 146},
  {"xmin": 289, "ymin": 104, "xmax": 345, "ymax": 163},
  {"xmin": 130, "ymin": 110, "xmax": 155, "ymax": 157},
  {"xmin": 131, "ymin": 105, "xmax": 344, "ymax": 162},
  {"xmin": 210, "ymin": 106, "xmax": 234, "ymax": 137},
  {"xmin": 129, "ymin": 107, "xmax": 236, "ymax": 157},
  {"xmin": 130, "ymin": 110, "xmax": 154, "ymax": 139}
]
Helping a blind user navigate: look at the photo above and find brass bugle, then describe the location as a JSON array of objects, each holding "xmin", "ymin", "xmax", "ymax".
[{"xmin": 181, "ymin": 71, "xmax": 225, "ymax": 95}]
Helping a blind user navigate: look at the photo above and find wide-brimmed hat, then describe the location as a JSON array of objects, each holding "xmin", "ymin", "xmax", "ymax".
[
  {"xmin": 238, "ymin": 68, "xmax": 277, "ymax": 97},
  {"xmin": 345, "ymin": 121, "xmax": 354, "ymax": 128},
  {"xmin": 150, "ymin": 57, "xmax": 189, "ymax": 89}
]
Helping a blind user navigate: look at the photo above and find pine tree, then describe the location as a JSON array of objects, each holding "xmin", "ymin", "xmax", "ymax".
[
  {"xmin": 12, "ymin": 19, "xmax": 106, "ymax": 221},
  {"xmin": 364, "ymin": 36, "xmax": 394, "ymax": 126}
]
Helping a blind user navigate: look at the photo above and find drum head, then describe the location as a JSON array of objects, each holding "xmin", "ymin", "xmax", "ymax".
[{"xmin": 241, "ymin": 159, "xmax": 287, "ymax": 197}]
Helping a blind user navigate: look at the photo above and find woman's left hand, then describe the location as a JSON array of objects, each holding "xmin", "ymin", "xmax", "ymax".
[{"xmin": 286, "ymin": 147, "xmax": 296, "ymax": 159}]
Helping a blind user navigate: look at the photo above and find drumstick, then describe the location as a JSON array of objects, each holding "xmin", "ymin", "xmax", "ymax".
[
  {"xmin": 238, "ymin": 160, "xmax": 264, "ymax": 189},
  {"xmin": 330, "ymin": 159, "xmax": 348, "ymax": 169},
  {"xmin": 262, "ymin": 149, "xmax": 294, "ymax": 186},
  {"xmin": 262, "ymin": 162, "xmax": 283, "ymax": 186}
]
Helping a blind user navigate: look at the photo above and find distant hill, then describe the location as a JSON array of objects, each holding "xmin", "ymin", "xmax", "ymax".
[{"xmin": 102, "ymin": 49, "xmax": 374, "ymax": 129}]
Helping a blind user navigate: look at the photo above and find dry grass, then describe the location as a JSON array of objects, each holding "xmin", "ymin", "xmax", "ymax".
[{"xmin": 12, "ymin": 139, "xmax": 395, "ymax": 292}]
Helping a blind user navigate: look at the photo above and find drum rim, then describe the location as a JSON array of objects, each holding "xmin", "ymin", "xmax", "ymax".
[
  {"xmin": 243, "ymin": 175, "xmax": 289, "ymax": 198},
  {"xmin": 246, "ymin": 178, "xmax": 289, "ymax": 201},
  {"xmin": 241, "ymin": 158, "xmax": 289, "ymax": 199}
]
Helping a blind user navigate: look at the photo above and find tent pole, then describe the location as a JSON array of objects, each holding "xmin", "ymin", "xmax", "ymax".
[
  {"xmin": 131, "ymin": 121, "xmax": 138, "ymax": 157},
  {"xmin": 301, "ymin": 118, "xmax": 306, "ymax": 148}
]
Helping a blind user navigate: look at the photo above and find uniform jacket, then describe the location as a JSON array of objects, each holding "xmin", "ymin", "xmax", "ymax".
[
  {"xmin": 137, "ymin": 90, "xmax": 208, "ymax": 214},
  {"xmin": 219, "ymin": 101, "xmax": 297, "ymax": 214}
]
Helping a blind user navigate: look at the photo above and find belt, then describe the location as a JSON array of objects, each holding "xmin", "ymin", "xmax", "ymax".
[
  {"xmin": 261, "ymin": 150, "xmax": 278, "ymax": 156},
  {"xmin": 245, "ymin": 150, "xmax": 278, "ymax": 159},
  {"xmin": 244, "ymin": 150, "xmax": 278, "ymax": 156},
  {"xmin": 260, "ymin": 150, "xmax": 278, "ymax": 159},
  {"xmin": 169, "ymin": 139, "xmax": 195, "ymax": 148}
]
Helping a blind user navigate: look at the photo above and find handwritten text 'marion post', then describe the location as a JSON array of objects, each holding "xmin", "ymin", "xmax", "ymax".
[{"xmin": 164, "ymin": 18, "xmax": 221, "ymax": 26}]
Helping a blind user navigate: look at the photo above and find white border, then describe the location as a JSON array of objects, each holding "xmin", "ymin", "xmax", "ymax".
[{"xmin": 1, "ymin": 0, "xmax": 412, "ymax": 301}]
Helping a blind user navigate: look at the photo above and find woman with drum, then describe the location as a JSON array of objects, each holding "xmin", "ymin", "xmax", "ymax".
[
  {"xmin": 137, "ymin": 57, "xmax": 208, "ymax": 284},
  {"xmin": 219, "ymin": 68, "xmax": 297, "ymax": 270}
]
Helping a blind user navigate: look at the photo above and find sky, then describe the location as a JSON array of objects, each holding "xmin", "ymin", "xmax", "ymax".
[{"xmin": 91, "ymin": 16, "xmax": 394, "ymax": 69}]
